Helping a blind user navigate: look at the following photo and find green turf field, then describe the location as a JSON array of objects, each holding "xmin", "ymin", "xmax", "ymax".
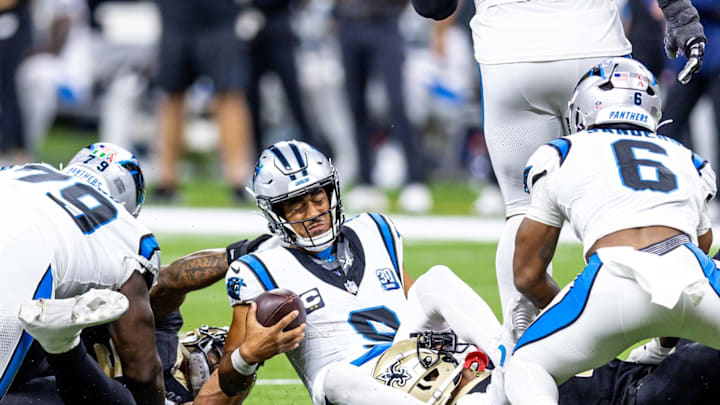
[{"xmin": 160, "ymin": 234, "xmax": 586, "ymax": 405}]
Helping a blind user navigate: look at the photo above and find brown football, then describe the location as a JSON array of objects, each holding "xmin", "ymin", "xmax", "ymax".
[{"xmin": 254, "ymin": 288, "xmax": 306, "ymax": 331}]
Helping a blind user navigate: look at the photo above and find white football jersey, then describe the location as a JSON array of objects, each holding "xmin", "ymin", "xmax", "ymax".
[
  {"xmin": 470, "ymin": 0, "xmax": 631, "ymax": 64},
  {"xmin": 225, "ymin": 213, "xmax": 411, "ymax": 396},
  {"xmin": 524, "ymin": 128, "xmax": 716, "ymax": 257},
  {"xmin": 0, "ymin": 164, "xmax": 160, "ymax": 298}
]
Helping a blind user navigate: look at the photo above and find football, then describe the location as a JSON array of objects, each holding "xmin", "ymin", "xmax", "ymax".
[{"xmin": 254, "ymin": 288, "xmax": 306, "ymax": 331}]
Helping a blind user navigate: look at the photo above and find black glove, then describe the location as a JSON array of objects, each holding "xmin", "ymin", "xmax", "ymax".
[
  {"xmin": 226, "ymin": 234, "xmax": 273, "ymax": 265},
  {"xmin": 659, "ymin": 0, "xmax": 706, "ymax": 84}
]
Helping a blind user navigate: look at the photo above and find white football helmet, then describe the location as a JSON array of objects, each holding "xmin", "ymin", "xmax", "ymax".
[
  {"xmin": 372, "ymin": 333, "xmax": 466, "ymax": 405},
  {"xmin": 251, "ymin": 140, "xmax": 344, "ymax": 252},
  {"xmin": 64, "ymin": 143, "xmax": 145, "ymax": 217},
  {"xmin": 568, "ymin": 57, "xmax": 662, "ymax": 133}
]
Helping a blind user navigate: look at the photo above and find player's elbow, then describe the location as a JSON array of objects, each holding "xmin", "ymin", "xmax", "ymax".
[
  {"xmin": 514, "ymin": 266, "xmax": 542, "ymax": 297},
  {"xmin": 411, "ymin": 0, "xmax": 458, "ymax": 20}
]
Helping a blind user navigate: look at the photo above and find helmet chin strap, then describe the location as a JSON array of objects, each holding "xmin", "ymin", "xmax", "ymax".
[{"xmin": 293, "ymin": 228, "xmax": 335, "ymax": 252}]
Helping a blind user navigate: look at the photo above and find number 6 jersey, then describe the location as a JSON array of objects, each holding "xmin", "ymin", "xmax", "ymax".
[
  {"xmin": 523, "ymin": 128, "xmax": 717, "ymax": 257},
  {"xmin": 225, "ymin": 213, "xmax": 411, "ymax": 397}
]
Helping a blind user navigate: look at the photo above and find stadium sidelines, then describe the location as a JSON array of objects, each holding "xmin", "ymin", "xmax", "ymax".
[{"xmin": 143, "ymin": 207, "xmax": 585, "ymax": 242}]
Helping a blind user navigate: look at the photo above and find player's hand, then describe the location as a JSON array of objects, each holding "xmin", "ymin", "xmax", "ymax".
[
  {"xmin": 661, "ymin": 0, "xmax": 706, "ymax": 84},
  {"xmin": 626, "ymin": 337, "xmax": 673, "ymax": 365},
  {"xmin": 239, "ymin": 302, "xmax": 306, "ymax": 364},
  {"xmin": 508, "ymin": 294, "xmax": 539, "ymax": 343},
  {"xmin": 671, "ymin": 37, "xmax": 705, "ymax": 85}
]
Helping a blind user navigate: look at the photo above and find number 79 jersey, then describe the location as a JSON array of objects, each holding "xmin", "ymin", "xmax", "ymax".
[
  {"xmin": 0, "ymin": 164, "xmax": 160, "ymax": 298},
  {"xmin": 523, "ymin": 128, "xmax": 717, "ymax": 257}
]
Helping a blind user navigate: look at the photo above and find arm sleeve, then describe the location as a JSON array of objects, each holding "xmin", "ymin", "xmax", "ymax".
[
  {"xmin": 697, "ymin": 161, "xmax": 717, "ymax": 236},
  {"xmin": 523, "ymin": 145, "xmax": 565, "ymax": 228},
  {"xmin": 225, "ymin": 260, "xmax": 265, "ymax": 307}
]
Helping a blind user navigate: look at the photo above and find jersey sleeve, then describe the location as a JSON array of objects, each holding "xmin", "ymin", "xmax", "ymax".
[
  {"xmin": 384, "ymin": 214, "xmax": 405, "ymax": 287},
  {"xmin": 523, "ymin": 143, "xmax": 565, "ymax": 228},
  {"xmin": 225, "ymin": 256, "xmax": 267, "ymax": 307},
  {"xmin": 136, "ymin": 234, "xmax": 161, "ymax": 288},
  {"xmin": 696, "ymin": 159, "xmax": 717, "ymax": 236},
  {"xmin": 367, "ymin": 213, "xmax": 406, "ymax": 289}
]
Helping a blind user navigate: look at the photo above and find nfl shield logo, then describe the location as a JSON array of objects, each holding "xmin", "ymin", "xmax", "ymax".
[{"xmin": 344, "ymin": 280, "xmax": 358, "ymax": 295}]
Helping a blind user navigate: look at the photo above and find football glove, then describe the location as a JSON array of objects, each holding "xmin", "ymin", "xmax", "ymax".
[
  {"xmin": 659, "ymin": 0, "xmax": 706, "ymax": 84},
  {"xmin": 626, "ymin": 337, "xmax": 673, "ymax": 366},
  {"xmin": 226, "ymin": 234, "xmax": 273, "ymax": 265}
]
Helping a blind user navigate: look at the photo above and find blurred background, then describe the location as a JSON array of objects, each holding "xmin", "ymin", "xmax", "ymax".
[{"xmin": 0, "ymin": 0, "xmax": 718, "ymax": 217}]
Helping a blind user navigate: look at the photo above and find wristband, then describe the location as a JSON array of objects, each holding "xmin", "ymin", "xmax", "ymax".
[{"xmin": 231, "ymin": 348, "xmax": 259, "ymax": 376}]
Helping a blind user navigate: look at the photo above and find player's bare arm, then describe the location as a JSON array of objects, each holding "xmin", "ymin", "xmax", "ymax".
[
  {"xmin": 217, "ymin": 303, "xmax": 305, "ymax": 397},
  {"xmin": 111, "ymin": 271, "xmax": 165, "ymax": 405},
  {"xmin": 151, "ymin": 249, "xmax": 227, "ymax": 319},
  {"xmin": 698, "ymin": 229, "xmax": 712, "ymax": 253},
  {"xmin": 403, "ymin": 265, "xmax": 415, "ymax": 297},
  {"xmin": 513, "ymin": 218, "xmax": 561, "ymax": 309}
]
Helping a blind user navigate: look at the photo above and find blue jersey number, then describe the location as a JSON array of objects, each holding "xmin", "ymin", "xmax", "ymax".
[
  {"xmin": 348, "ymin": 306, "xmax": 400, "ymax": 366},
  {"xmin": 612, "ymin": 139, "xmax": 677, "ymax": 192},
  {"xmin": 17, "ymin": 165, "xmax": 117, "ymax": 233}
]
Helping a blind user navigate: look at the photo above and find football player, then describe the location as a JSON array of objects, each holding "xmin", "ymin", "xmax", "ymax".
[
  {"xmin": 378, "ymin": 334, "xmax": 720, "ymax": 405},
  {"xmin": 505, "ymin": 57, "xmax": 720, "ymax": 405},
  {"xmin": 0, "ymin": 143, "xmax": 164, "ymax": 404},
  {"xmin": 408, "ymin": 0, "xmax": 708, "ymax": 342},
  {"xmin": 161, "ymin": 140, "xmax": 505, "ymax": 405}
]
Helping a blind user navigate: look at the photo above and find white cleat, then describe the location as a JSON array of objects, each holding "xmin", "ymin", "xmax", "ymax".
[{"xmin": 18, "ymin": 289, "xmax": 129, "ymax": 354}]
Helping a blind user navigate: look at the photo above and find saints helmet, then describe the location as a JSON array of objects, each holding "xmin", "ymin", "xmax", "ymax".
[
  {"xmin": 568, "ymin": 57, "xmax": 662, "ymax": 133},
  {"xmin": 251, "ymin": 140, "xmax": 343, "ymax": 252},
  {"xmin": 372, "ymin": 332, "xmax": 466, "ymax": 405},
  {"xmin": 179, "ymin": 325, "xmax": 230, "ymax": 395},
  {"xmin": 64, "ymin": 143, "xmax": 145, "ymax": 217}
]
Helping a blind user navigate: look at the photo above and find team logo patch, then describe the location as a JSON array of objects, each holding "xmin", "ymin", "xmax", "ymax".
[
  {"xmin": 299, "ymin": 288, "xmax": 325, "ymax": 315},
  {"xmin": 377, "ymin": 361, "xmax": 411, "ymax": 387},
  {"xmin": 226, "ymin": 277, "xmax": 246, "ymax": 300},
  {"xmin": 344, "ymin": 280, "xmax": 359, "ymax": 295},
  {"xmin": 376, "ymin": 268, "xmax": 400, "ymax": 291}
]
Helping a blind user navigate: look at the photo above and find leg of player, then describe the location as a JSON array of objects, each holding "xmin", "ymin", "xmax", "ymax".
[
  {"xmin": 398, "ymin": 265, "xmax": 510, "ymax": 370},
  {"xmin": 18, "ymin": 289, "xmax": 136, "ymax": 405},
  {"xmin": 506, "ymin": 245, "xmax": 720, "ymax": 405},
  {"xmin": 314, "ymin": 362, "xmax": 426, "ymax": 405}
]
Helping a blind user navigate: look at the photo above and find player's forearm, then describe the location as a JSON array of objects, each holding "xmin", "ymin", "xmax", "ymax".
[
  {"xmin": 218, "ymin": 355, "xmax": 257, "ymax": 399},
  {"xmin": 151, "ymin": 249, "xmax": 227, "ymax": 316},
  {"xmin": 411, "ymin": 0, "xmax": 458, "ymax": 20},
  {"xmin": 513, "ymin": 219, "xmax": 561, "ymax": 308},
  {"xmin": 123, "ymin": 372, "xmax": 165, "ymax": 405},
  {"xmin": 193, "ymin": 369, "xmax": 251, "ymax": 405},
  {"xmin": 116, "ymin": 272, "xmax": 166, "ymax": 404},
  {"xmin": 516, "ymin": 272, "xmax": 560, "ymax": 309}
]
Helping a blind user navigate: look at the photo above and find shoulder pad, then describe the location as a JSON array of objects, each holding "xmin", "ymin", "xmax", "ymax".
[{"xmin": 523, "ymin": 142, "xmax": 564, "ymax": 193}]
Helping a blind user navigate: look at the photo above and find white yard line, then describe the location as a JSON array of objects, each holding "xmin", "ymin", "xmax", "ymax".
[
  {"xmin": 142, "ymin": 207, "xmax": 583, "ymax": 242},
  {"xmin": 256, "ymin": 379, "xmax": 304, "ymax": 386}
]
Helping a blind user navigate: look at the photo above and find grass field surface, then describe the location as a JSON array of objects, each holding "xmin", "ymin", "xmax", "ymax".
[{"xmin": 160, "ymin": 234, "xmax": 586, "ymax": 405}]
